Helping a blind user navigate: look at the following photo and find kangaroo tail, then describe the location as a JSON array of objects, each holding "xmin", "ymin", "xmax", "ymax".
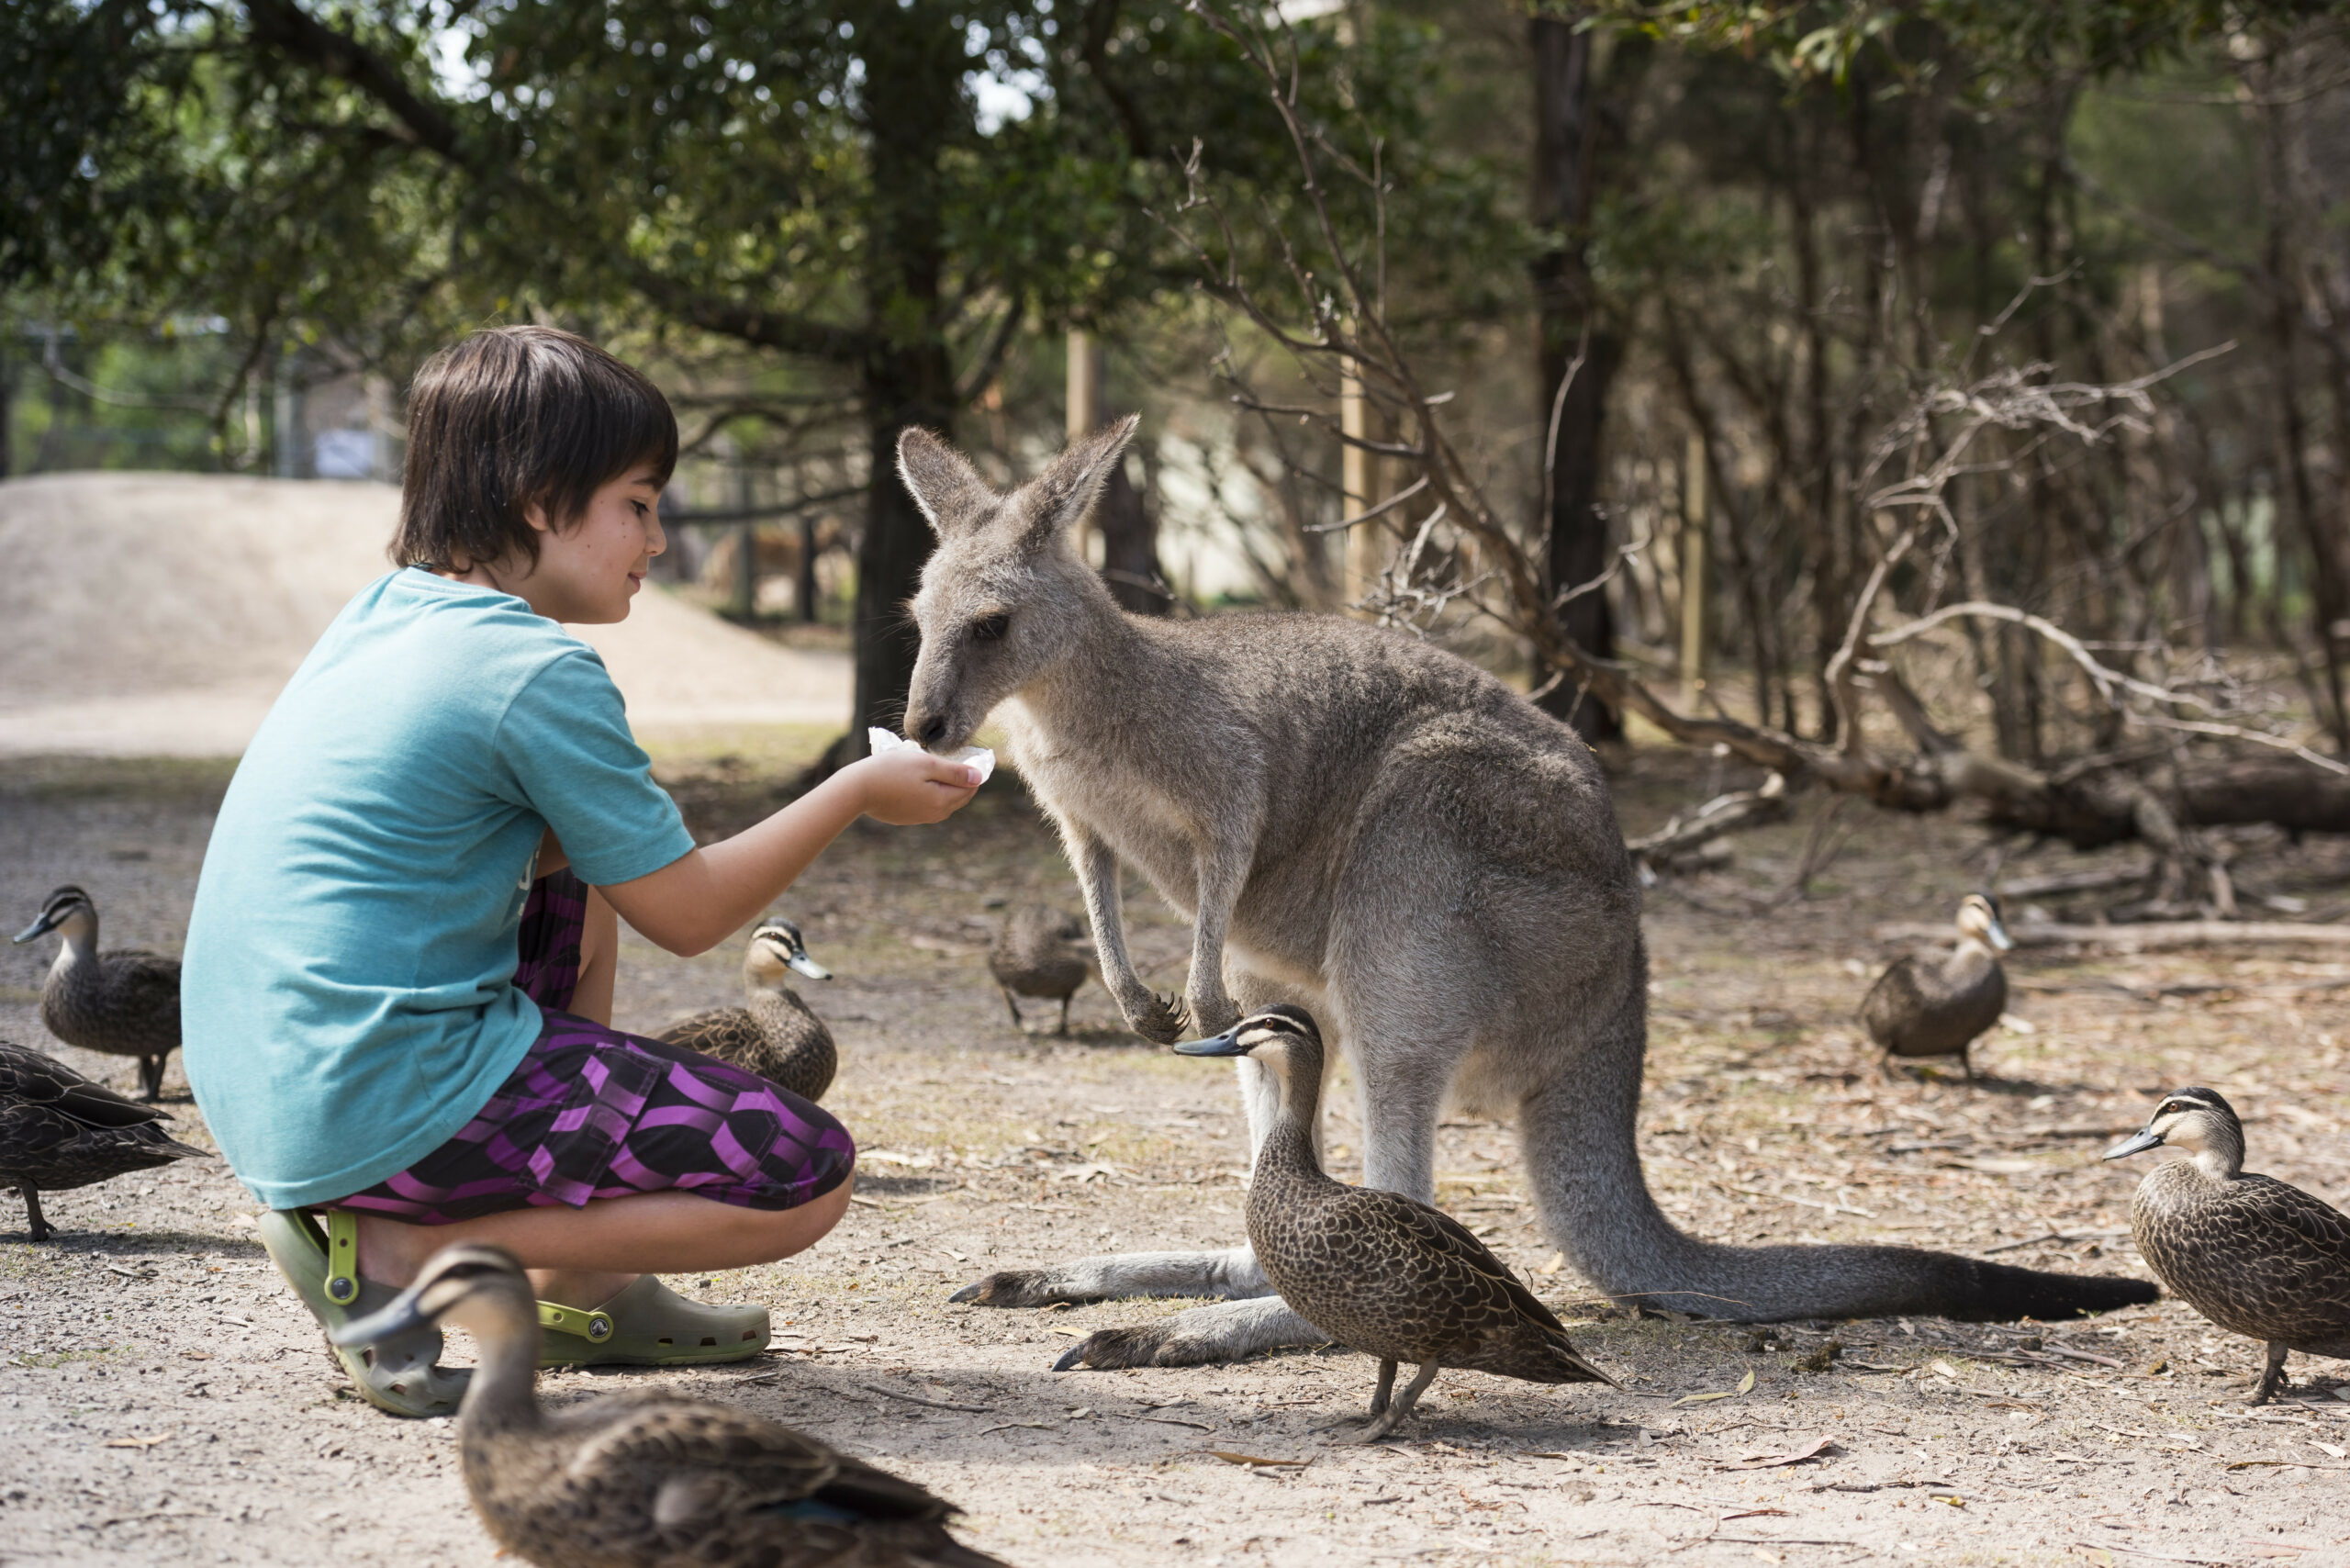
[{"xmin": 1520, "ymin": 966, "xmax": 2157, "ymax": 1323}]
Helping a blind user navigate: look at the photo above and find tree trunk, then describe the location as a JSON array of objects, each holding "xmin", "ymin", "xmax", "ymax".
[
  {"xmin": 1529, "ymin": 11, "xmax": 1623, "ymax": 741},
  {"xmin": 1094, "ymin": 424, "xmax": 1166, "ymax": 613},
  {"xmin": 846, "ymin": 4, "xmax": 965, "ymax": 760}
]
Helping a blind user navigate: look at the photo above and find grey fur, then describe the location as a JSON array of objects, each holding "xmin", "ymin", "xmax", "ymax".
[{"xmin": 902, "ymin": 422, "xmax": 2155, "ymax": 1364}]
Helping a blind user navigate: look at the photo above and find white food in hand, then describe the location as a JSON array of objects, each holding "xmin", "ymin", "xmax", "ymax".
[{"xmin": 868, "ymin": 727, "xmax": 996, "ymax": 784}]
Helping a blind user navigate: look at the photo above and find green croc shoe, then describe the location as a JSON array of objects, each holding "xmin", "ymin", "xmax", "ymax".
[
  {"xmin": 537, "ymin": 1273, "xmax": 770, "ymax": 1368},
  {"xmin": 258, "ymin": 1209, "xmax": 470, "ymax": 1418}
]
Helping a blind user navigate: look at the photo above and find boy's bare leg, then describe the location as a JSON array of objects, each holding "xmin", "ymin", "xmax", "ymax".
[
  {"xmin": 352, "ymin": 1176, "xmax": 853, "ymax": 1306},
  {"xmin": 570, "ymin": 885, "xmax": 619, "ymax": 1027}
]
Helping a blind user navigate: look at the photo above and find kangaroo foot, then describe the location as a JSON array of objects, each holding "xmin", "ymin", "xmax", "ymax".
[
  {"xmin": 949, "ymin": 1271, "xmax": 1101, "ymax": 1308},
  {"xmin": 1053, "ymin": 1297, "xmax": 1322, "ymax": 1371},
  {"xmin": 952, "ymin": 1246, "xmax": 1268, "ymax": 1310}
]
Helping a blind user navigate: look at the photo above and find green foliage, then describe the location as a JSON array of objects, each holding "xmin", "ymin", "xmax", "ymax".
[{"xmin": 1583, "ymin": 0, "xmax": 2334, "ymax": 95}]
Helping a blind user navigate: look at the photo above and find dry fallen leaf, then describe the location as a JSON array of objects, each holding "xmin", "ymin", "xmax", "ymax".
[
  {"xmin": 1673, "ymin": 1368, "xmax": 1755, "ymax": 1408},
  {"xmin": 1723, "ymin": 1434, "xmax": 1838, "ymax": 1471},
  {"xmin": 1539, "ymin": 1252, "xmax": 1566, "ymax": 1275},
  {"xmin": 1205, "ymin": 1450, "xmax": 1308, "ymax": 1468},
  {"xmin": 103, "ymin": 1432, "xmax": 173, "ymax": 1450},
  {"xmin": 1931, "ymin": 1360, "xmax": 1961, "ymax": 1380}
]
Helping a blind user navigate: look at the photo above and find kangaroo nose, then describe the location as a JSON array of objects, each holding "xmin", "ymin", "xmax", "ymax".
[{"xmin": 915, "ymin": 715, "xmax": 948, "ymax": 745}]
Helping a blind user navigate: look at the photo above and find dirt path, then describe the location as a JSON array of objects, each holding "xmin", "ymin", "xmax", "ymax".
[
  {"xmin": 0, "ymin": 474, "xmax": 850, "ymax": 755},
  {"xmin": 4, "ymin": 749, "xmax": 2348, "ymax": 1568}
]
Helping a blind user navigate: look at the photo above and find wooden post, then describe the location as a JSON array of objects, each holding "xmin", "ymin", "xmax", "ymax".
[
  {"xmin": 1680, "ymin": 431, "xmax": 1708, "ymax": 708},
  {"xmin": 1068, "ymin": 330, "xmax": 1102, "ymax": 565},
  {"xmin": 731, "ymin": 458, "xmax": 757, "ymax": 622},
  {"xmin": 1340, "ymin": 354, "xmax": 1383, "ymax": 615}
]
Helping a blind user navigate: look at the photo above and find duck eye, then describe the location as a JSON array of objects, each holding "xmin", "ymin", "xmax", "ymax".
[{"xmin": 972, "ymin": 613, "xmax": 1010, "ymax": 643}]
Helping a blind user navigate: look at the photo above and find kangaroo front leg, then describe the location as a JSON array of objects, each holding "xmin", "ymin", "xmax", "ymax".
[
  {"xmin": 1181, "ymin": 840, "xmax": 1251, "ymax": 1038},
  {"xmin": 1069, "ymin": 826, "xmax": 1189, "ymax": 1043},
  {"xmin": 952, "ymin": 1245, "xmax": 1270, "ymax": 1308}
]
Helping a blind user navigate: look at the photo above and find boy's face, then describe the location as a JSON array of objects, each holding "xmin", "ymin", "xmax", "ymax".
[{"xmin": 518, "ymin": 467, "xmax": 668, "ymax": 624}]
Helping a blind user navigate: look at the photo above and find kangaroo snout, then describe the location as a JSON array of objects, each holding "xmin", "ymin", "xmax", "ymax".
[{"xmin": 914, "ymin": 713, "xmax": 950, "ymax": 746}]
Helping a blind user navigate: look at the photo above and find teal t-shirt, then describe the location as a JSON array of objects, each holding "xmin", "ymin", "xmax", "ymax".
[{"xmin": 182, "ymin": 568, "xmax": 697, "ymax": 1210}]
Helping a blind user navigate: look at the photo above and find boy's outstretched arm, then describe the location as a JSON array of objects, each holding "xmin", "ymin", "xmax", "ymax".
[{"xmin": 599, "ymin": 749, "xmax": 980, "ymax": 956}]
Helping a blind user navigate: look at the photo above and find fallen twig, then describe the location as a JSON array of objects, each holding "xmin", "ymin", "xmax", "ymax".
[
  {"xmin": 856, "ymin": 1383, "xmax": 991, "ymax": 1414},
  {"xmin": 1878, "ymin": 920, "xmax": 2350, "ymax": 950}
]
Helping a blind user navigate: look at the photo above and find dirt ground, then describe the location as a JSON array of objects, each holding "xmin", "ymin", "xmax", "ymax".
[{"xmin": 5, "ymin": 743, "xmax": 2350, "ymax": 1568}]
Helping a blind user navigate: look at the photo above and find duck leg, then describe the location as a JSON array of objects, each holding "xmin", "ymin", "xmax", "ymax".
[
  {"xmin": 2254, "ymin": 1341, "xmax": 2291, "ymax": 1405},
  {"xmin": 1337, "ymin": 1362, "xmax": 1440, "ymax": 1445},
  {"xmin": 1317, "ymin": 1358, "xmax": 1398, "ymax": 1432},
  {"xmin": 140, "ymin": 1054, "xmax": 165, "ymax": 1103},
  {"xmin": 1000, "ymin": 988, "xmax": 1024, "ymax": 1029},
  {"xmin": 1057, "ymin": 994, "xmax": 1072, "ymax": 1036},
  {"xmin": 17, "ymin": 1183, "xmax": 50, "ymax": 1243}
]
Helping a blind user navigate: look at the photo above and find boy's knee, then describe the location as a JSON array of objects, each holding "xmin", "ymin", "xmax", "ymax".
[{"xmin": 733, "ymin": 1173, "xmax": 852, "ymax": 1261}]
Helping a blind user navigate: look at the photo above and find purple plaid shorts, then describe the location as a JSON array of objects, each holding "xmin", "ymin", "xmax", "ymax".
[{"xmin": 333, "ymin": 869, "xmax": 856, "ymax": 1224}]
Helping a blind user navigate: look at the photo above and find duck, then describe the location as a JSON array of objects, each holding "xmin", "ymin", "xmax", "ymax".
[
  {"xmin": 1172, "ymin": 1004, "xmax": 1617, "ymax": 1442},
  {"xmin": 2104, "ymin": 1087, "xmax": 2350, "ymax": 1404},
  {"xmin": 1860, "ymin": 891, "xmax": 2013, "ymax": 1081},
  {"xmin": 13, "ymin": 885, "xmax": 183, "ymax": 1102},
  {"xmin": 332, "ymin": 1242, "xmax": 1012, "ymax": 1568},
  {"xmin": 657, "ymin": 920, "xmax": 837, "ymax": 1102},
  {"xmin": 1, "ymin": 1036, "xmax": 208, "ymax": 1241},
  {"xmin": 987, "ymin": 904, "xmax": 1091, "ymax": 1035}
]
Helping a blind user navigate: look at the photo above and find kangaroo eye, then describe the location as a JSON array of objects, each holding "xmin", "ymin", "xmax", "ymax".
[{"xmin": 972, "ymin": 613, "xmax": 1010, "ymax": 643}]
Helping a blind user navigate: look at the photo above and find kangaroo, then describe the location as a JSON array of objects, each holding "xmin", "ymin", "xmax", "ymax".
[{"xmin": 897, "ymin": 419, "xmax": 2156, "ymax": 1368}]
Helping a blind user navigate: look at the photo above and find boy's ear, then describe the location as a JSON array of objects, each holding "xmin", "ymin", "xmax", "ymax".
[
  {"xmin": 897, "ymin": 428, "xmax": 997, "ymax": 537},
  {"xmin": 1017, "ymin": 415, "xmax": 1140, "ymax": 553}
]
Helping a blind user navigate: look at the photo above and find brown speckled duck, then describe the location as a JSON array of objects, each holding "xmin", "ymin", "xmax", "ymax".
[
  {"xmin": 1172, "ymin": 1005, "xmax": 1616, "ymax": 1442},
  {"xmin": 986, "ymin": 904, "xmax": 1091, "ymax": 1034},
  {"xmin": 2105, "ymin": 1088, "xmax": 2350, "ymax": 1404},
  {"xmin": 333, "ymin": 1242, "xmax": 1012, "ymax": 1568},
  {"xmin": 657, "ymin": 920, "xmax": 836, "ymax": 1102},
  {"xmin": 14, "ymin": 885, "xmax": 182, "ymax": 1102},
  {"xmin": 1, "ymin": 1036, "xmax": 207, "ymax": 1241},
  {"xmin": 1861, "ymin": 892, "xmax": 2012, "ymax": 1081}
]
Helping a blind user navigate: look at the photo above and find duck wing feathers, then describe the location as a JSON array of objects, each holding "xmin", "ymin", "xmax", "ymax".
[
  {"xmin": 1254, "ymin": 1178, "xmax": 1613, "ymax": 1385},
  {"xmin": 536, "ymin": 1399, "xmax": 1006, "ymax": 1568},
  {"xmin": 2133, "ymin": 1166, "xmax": 2350, "ymax": 1352},
  {"xmin": 0, "ymin": 1039, "xmax": 207, "ymax": 1191},
  {"xmin": 989, "ymin": 906, "xmax": 1089, "ymax": 999},
  {"xmin": 1861, "ymin": 949, "xmax": 2003, "ymax": 1056},
  {"xmin": 657, "ymin": 1007, "xmax": 766, "ymax": 1063},
  {"xmin": 658, "ymin": 995, "xmax": 835, "ymax": 1103},
  {"xmin": 42, "ymin": 951, "xmax": 181, "ymax": 1057}
]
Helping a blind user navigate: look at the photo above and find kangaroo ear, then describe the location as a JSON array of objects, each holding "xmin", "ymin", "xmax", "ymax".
[
  {"xmin": 897, "ymin": 427, "xmax": 997, "ymax": 537},
  {"xmin": 1016, "ymin": 414, "xmax": 1141, "ymax": 551}
]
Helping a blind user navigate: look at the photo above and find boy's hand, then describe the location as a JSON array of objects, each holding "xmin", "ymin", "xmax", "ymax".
[{"xmin": 852, "ymin": 749, "xmax": 982, "ymax": 825}]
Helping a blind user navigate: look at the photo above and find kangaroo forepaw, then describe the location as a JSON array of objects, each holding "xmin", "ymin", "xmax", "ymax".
[
  {"xmin": 1126, "ymin": 991, "xmax": 1192, "ymax": 1046},
  {"xmin": 948, "ymin": 1271, "xmax": 1102, "ymax": 1308}
]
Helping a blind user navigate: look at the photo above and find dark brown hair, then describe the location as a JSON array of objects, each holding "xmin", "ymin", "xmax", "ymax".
[{"xmin": 389, "ymin": 326, "xmax": 678, "ymax": 569}]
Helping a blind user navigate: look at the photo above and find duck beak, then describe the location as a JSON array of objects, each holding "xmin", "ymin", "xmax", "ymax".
[
  {"xmin": 1173, "ymin": 1025, "xmax": 1249, "ymax": 1058},
  {"xmin": 11, "ymin": 911, "xmax": 59, "ymax": 945},
  {"xmin": 1986, "ymin": 916, "xmax": 2016, "ymax": 953},
  {"xmin": 2102, "ymin": 1126, "xmax": 2164, "ymax": 1161},
  {"xmin": 786, "ymin": 951, "xmax": 833, "ymax": 981},
  {"xmin": 328, "ymin": 1282, "xmax": 435, "ymax": 1348}
]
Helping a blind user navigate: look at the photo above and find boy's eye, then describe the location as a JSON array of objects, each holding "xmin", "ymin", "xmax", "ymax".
[{"xmin": 972, "ymin": 613, "xmax": 1010, "ymax": 643}]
